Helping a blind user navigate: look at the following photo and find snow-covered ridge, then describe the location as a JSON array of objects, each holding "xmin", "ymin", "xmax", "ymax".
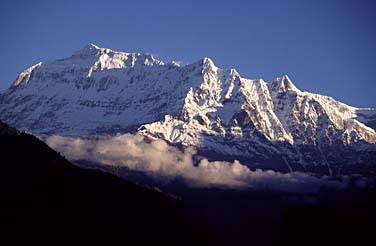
[
  {"xmin": 75, "ymin": 44, "xmax": 164, "ymax": 78},
  {"xmin": 12, "ymin": 62, "xmax": 42, "ymax": 87},
  {"xmin": 12, "ymin": 44, "xmax": 164, "ymax": 88},
  {"xmin": 1, "ymin": 44, "xmax": 375, "ymax": 175}
]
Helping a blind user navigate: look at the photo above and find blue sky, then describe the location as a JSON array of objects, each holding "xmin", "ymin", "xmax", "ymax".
[{"xmin": 0, "ymin": 0, "xmax": 375, "ymax": 107}]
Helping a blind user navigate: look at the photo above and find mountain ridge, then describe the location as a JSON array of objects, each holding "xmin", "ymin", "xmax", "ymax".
[{"xmin": 1, "ymin": 44, "xmax": 375, "ymax": 175}]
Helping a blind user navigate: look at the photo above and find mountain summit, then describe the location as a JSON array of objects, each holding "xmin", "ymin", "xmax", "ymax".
[{"xmin": 0, "ymin": 44, "xmax": 375, "ymax": 175}]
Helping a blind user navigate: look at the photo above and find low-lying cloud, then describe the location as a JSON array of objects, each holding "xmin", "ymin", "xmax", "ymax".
[{"xmin": 46, "ymin": 134, "xmax": 356, "ymax": 193}]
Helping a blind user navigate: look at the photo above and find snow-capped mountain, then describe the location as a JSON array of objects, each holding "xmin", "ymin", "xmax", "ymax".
[{"xmin": 0, "ymin": 44, "xmax": 375, "ymax": 175}]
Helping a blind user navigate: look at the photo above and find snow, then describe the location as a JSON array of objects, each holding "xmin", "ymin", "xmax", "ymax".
[
  {"xmin": 12, "ymin": 62, "xmax": 42, "ymax": 87},
  {"xmin": 1, "ymin": 43, "xmax": 375, "ymax": 172}
]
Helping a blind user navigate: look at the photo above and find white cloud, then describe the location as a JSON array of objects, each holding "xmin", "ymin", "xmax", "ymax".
[{"xmin": 46, "ymin": 134, "xmax": 350, "ymax": 193}]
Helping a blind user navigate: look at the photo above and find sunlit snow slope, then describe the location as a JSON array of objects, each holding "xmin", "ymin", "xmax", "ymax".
[{"xmin": 0, "ymin": 44, "xmax": 375, "ymax": 175}]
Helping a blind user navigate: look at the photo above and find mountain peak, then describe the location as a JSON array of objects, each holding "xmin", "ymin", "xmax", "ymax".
[
  {"xmin": 202, "ymin": 57, "xmax": 215, "ymax": 66},
  {"xmin": 86, "ymin": 43, "xmax": 100, "ymax": 49},
  {"xmin": 271, "ymin": 75, "xmax": 300, "ymax": 93},
  {"xmin": 196, "ymin": 57, "xmax": 217, "ymax": 74},
  {"xmin": 73, "ymin": 43, "xmax": 101, "ymax": 57}
]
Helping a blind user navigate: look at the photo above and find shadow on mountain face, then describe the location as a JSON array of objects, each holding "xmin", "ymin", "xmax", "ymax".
[{"xmin": 1, "ymin": 121, "xmax": 376, "ymax": 246}]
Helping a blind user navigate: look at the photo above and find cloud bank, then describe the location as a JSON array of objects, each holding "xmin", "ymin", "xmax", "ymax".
[{"xmin": 46, "ymin": 134, "xmax": 353, "ymax": 193}]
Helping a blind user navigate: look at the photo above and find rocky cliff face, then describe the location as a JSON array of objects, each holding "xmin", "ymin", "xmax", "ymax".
[{"xmin": 0, "ymin": 44, "xmax": 375, "ymax": 175}]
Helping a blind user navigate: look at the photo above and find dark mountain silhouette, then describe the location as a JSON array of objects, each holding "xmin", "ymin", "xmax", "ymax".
[
  {"xmin": 0, "ymin": 121, "xmax": 375, "ymax": 246},
  {"xmin": 0, "ymin": 121, "xmax": 204, "ymax": 245}
]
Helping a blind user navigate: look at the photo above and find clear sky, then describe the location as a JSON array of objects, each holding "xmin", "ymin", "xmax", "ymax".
[{"xmin": 0, "ymin": 0, "xmax": 375, "ymax": 107}]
